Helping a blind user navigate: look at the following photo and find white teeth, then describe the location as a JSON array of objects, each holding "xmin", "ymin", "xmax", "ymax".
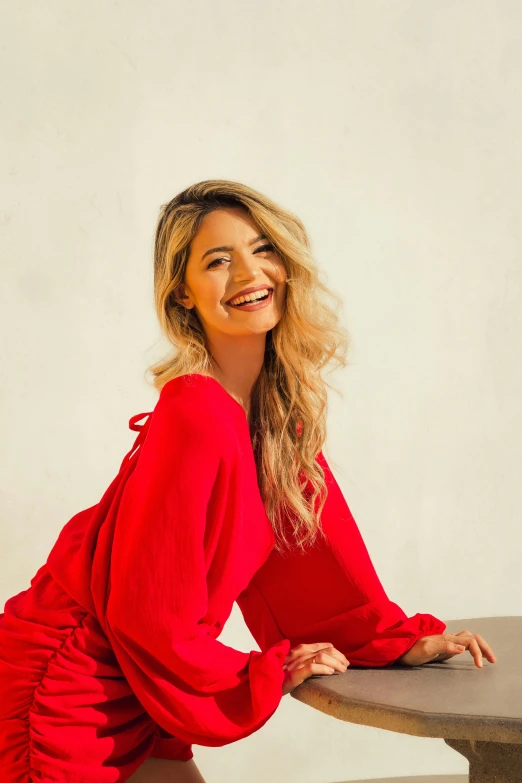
[{"xmin": 229, "ymin": 288, "xmax": 271, "ymax": 306}]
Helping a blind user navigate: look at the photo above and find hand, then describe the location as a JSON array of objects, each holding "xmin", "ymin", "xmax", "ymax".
[
  {"xmin": 396, "ymin": 629, "xmax": 498, "ymax": 668},
  {"xmin": 282, "ymin": 642, "xmax": 350, "ymax": 696}
]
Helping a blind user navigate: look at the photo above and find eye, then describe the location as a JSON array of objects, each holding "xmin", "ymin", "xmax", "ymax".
[{"xmin": 207, "ymin": 243, "xmax": 276, "ymax": 269}]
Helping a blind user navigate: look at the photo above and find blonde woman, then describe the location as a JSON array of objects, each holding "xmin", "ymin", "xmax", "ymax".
[{"xmin": 0, "ymin": 181, "xmax": 496, "ymax": 782}]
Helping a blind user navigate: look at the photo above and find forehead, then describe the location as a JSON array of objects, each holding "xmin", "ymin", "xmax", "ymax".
[{"xmin": 191, "ymin": 207, "xmax": 261, "ymax": 251}]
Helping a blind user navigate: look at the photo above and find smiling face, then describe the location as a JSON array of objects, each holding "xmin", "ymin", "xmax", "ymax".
[{"xmin": 174, "ymin": 207, "xmax": 287, "ymax": 341}]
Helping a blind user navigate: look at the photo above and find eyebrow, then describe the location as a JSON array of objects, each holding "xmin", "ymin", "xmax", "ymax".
[{"xmin": 200, "ymin": 233, "xmax": 267, "ymax": 262}]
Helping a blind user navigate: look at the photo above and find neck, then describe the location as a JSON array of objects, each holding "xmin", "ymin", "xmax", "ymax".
[{"xmin": 205, "ymin": 334, "xmax": 267, "ymax": 418}]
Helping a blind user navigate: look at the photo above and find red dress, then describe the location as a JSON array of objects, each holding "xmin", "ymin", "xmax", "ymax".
[{"xmin": 0, "ymin": 374, "xmax": 445, "ymax": 781}]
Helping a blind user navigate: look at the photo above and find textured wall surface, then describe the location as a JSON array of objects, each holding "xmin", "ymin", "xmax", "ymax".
[{"xmin": 1, "ymin": 2, "xmax": 521, "ymax": 781}]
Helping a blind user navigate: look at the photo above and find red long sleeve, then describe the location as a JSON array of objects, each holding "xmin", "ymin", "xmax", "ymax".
[
  {"xmin": 237, "ymin": 450, "xmax": 446, "ymax": 668},
  {"xmin": 104, "ymin": 388, "xmax": 290, "ymax": 747}
]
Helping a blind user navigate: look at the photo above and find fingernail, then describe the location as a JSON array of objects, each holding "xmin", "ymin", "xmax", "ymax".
[
  {"xmin": 457, "ymin": 645, "xmax": 465, "ymax": 651},
  {"xmin": 328, "ymin": 667, "xmax": 335, "ymax": 673}
]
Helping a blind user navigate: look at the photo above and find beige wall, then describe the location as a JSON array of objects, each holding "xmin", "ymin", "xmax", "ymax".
[{"xmin": 1, "ymin": 1, "xmax": 521, "ymax": 780}]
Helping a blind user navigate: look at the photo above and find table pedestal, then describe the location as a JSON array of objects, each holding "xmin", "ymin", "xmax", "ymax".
[{"xmin": 445, "ymin": 738, "xmax": 522, "ymax": 782}]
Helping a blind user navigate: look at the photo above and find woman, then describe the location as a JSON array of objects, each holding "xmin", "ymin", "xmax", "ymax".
[{"xmin": 0, "ymin": 180, "xmax": 496, "ymax": 782}]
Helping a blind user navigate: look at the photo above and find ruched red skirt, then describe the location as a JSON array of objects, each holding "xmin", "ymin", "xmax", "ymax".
[{"xmin": 0, "ymin": 564, "xmax": 193, "ymax": 782}]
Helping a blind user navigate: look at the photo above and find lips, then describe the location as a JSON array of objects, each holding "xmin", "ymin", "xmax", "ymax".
[
  {"xmin": 226, "ymin": 285, "xmax": 273, "ymax": 305},
  {"xmin": 226, "ymin": 288, "xmax": 274, "ymax": 309}
]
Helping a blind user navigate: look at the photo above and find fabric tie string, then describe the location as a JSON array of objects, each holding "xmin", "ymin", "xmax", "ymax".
[{"xmin": 119, "ymin": 411, "xmax": 153, "ymax": 471}]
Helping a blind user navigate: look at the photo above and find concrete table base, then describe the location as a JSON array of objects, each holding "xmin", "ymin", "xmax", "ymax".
[{"xmin": 444, "ymin": 738, "xmax": 522, "ymax": 783}]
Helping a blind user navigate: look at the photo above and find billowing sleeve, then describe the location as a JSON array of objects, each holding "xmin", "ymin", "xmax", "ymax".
[
  {"xmin": 105, "ymin": 391, "xmax": 290, "ymax": 748},
  {"xmin": 236, "ymin": 450, "xmax": 446, "ymax": 668}
]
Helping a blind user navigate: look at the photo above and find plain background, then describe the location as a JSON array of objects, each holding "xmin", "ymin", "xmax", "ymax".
[{"xmin": 1, "ymin": 1, "xmax": 521, "ymax": 781}]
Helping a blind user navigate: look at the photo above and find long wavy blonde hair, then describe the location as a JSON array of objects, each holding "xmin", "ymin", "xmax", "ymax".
[{"xmin": 147, "ymin": 180, "xmax": 350, "ymax": 554}]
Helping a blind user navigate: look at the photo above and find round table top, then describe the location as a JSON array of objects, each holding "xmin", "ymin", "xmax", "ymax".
[{"xmin": 290, "ymin": 617, "xmax": 522, "ymax": 744}]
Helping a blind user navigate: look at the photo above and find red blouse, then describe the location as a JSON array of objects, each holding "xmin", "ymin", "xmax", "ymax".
[{"xmin": 42, "ymin": 374, "xmax": 445, "ymax": 750}]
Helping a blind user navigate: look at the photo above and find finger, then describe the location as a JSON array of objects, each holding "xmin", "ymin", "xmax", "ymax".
[
  {"xmin": 284, "ymin": 651, "xmax": 332, "ymax": 672},
  {"xmin": 314, "ymin": 651, "xmax": 349, "ymax": 672},
  {"xmin": 306, "ymin": 662, "xmax": 337, "ymax": 676},
  {"xmin": 291, "ymin": 662, "xmax": 337, "ymax": 681},
  {"xmin": 444, "ymin": 633, "xmax": 497, "ymax": 664},
  {"xmin": 284, "ymin": 642, "xmax": 334, "ymax": 665},
  {"xmin": 444, "ymin": 633, "xmax": 473, "ymax": 643},
  {"xmin": 460, "ymin": 633, "xmax": 497, "ymax": 663},
  {"xmin": 440, "ymin": 641, "xmax": 467, "ymax": 657},
  {"xmin": 293, "ymin": 642, "xmax": 335, "ymax": 659},
  {"xmin": 286, "ymin": 651, "xmax": 347, "ymax": 673},
  {"xmin": 321, "ymin": 647, "xmax": 350, "ymax": 667},
  {"xmin": 468, "ymin": 638, "xmax": 485, "ymax": 668},
  {"xmin": 422, "ymin": 635, "xmax": 465, "ymax": 658},
  {"xmin": 446, "ymin": 635, "xmax": 480, "ymax": 665},
  {"xmin": 284, "ymin": 661, "xmax": 336, "ymax": 692},
  {"xmin": 286, "ymin": 651, "xmax": 346, "ymax": 673},
  {"xmin": 468, "ymin": 633, "xmax": 497, "ymax": 663},
  {"xmin": 457, "ymin": 632, "xmax": 497, "ymax": 663},
  {"xmin": 442, "ymin": 638, "xmax": 482, "ymax": 668}
]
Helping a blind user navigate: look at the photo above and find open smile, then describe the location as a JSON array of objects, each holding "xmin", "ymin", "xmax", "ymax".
[{"xmin": 226, "ymin": 288, "xmax": 274, "ymax": 311}]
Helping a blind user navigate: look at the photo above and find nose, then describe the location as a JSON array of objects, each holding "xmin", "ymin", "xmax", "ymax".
[{"xmin": 231, "ymin": 250, "xmax": 262, "ymax": 282}]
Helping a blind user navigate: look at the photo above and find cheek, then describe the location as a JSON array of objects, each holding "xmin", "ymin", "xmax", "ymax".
[
  {"xmin": 273, "ymin": 260, "xmax": 288, "ymax": 285},
  {"xmin": 275, "ymin": 269, "xmax": 288, "ymax": 302},
  {"xmin": 276, "ymin": 286, "xmax": 287, "ymax": 312},
  {"xmin": 199, "ymin": 280, "xmax": 226, "ymax": 308}
]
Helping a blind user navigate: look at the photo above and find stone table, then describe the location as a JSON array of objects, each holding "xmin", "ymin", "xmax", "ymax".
[{"xmin": 290, "ymin": 617, "xmax": 522, "ymax": 782}]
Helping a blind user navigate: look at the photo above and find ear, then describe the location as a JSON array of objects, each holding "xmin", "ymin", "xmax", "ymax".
[{"xmin": 171, "ymin": 283, "xmax": 194, "ymax": 309}]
